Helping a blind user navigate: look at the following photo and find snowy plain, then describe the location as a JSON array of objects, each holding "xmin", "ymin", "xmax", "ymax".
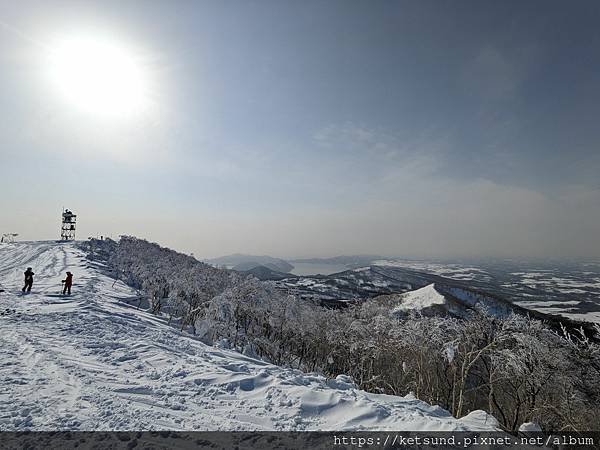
[{"xmin": 0, "ymin": 241, "xmax": 499, "ymax": 431}]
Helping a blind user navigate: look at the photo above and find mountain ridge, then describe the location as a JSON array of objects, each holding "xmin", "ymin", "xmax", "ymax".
[{"xmin": 0, "ymin": 241, "xmax": 498, "ymax": 431}]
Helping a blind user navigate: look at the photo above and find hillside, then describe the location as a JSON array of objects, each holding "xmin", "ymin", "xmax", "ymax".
[
  {"xmin": 272, "ymin": 265, "xmax": 600, "ymax": 338},
  {"xmin": 392, "ymin": 284, "xmax": 448, "ymax": 315},
  {"xmin": 385, "ymin": 283, "xmax": 515, "ymax": 319},
  {"xmin": 238, "ymin": 264, "xmax": 295, "ymax": 281},
  {"xmin": 0, "ymin": 241, "xmax": 498, "ymax": 431}
]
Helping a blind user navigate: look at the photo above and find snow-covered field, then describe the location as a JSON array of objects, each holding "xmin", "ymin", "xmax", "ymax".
[
  {"xmin": 0, "ymin": 241, "xmax": 498, "ymax": 431},
  {"xmin": 373, "ymin": 260, "xmax": 491, "ymax": 282}
]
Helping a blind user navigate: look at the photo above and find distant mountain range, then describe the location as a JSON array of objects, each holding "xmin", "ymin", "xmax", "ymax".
[
  {"xmin": 206, "ymin": 254, "xmax": 294, "ymax": 273},
  {"xmin": 207, "ymin": 254, "xmax": 393, "ymax": 275}
]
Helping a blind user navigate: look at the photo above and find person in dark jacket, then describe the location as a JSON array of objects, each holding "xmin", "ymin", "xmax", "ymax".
[
  {"xmin": 62, "ymin": 271, "xmax": 73, "ymax": 295},
  {"xmin": 22, "ymin": 268, "xmax": 34, "ymax": 293}
]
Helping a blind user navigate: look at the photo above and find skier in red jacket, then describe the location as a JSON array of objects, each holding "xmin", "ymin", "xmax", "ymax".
[{"xmin": 62, "ymin": 271, "xmax": 73, "ymax": 295}]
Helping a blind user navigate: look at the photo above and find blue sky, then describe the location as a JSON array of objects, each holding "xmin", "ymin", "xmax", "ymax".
[{"xmin": 1, "ymin": 1, "xmax": 599, "ymax": 258}]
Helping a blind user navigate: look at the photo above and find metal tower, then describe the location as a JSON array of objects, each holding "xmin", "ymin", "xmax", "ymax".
[{"xmin": 61, "ymin": 209, "xmax": 77, "ymax": 241}]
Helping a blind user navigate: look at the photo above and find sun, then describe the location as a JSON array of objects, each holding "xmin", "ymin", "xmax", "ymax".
[{"xmin": 47, "ymin": 36, "xmax": 148, "ymax": 118}]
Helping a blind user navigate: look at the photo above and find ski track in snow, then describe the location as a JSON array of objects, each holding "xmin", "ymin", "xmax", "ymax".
[{"xmin": 0, "ymin": 242, "xmax": 498, "ymax": 431}]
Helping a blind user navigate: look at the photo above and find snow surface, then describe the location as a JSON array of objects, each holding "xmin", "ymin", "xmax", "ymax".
[
  {"xmin": 393, "ymin": 284, "xmax": 447, "ymax": 313},
  {"xmin": 0, "ymin": 242, "xmax": 498, "ymax": 431}
]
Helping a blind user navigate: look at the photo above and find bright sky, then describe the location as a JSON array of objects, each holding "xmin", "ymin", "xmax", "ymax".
[{"xmin": 1, "ymin": 1, "xmax": 599, "ymax": 259}]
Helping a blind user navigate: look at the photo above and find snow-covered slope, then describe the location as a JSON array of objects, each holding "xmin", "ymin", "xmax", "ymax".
[
  {"xmin": 0, "ymin": 242, "xmax": 498, "ymax": 431},
  {"xmin": 393, "ymin": 284, "xmax": 447, "ymax": 313}
]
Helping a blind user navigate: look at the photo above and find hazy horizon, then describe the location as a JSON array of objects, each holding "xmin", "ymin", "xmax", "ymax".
[{"xmin": 1, "ymin": 1, "xmax": 599, "ymax": 260}]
